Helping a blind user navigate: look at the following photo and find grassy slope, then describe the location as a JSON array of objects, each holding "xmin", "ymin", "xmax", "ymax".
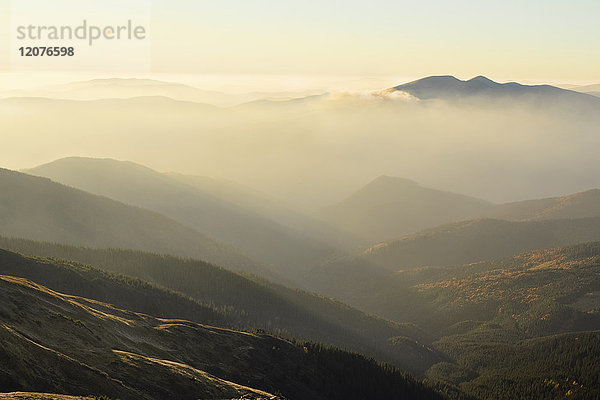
[
  {"xmin": 0, "ymin": 274, "xmax": 445, "ymax": 400},
  {"xmin": 0, "ymin": 239, "xmax": 441, "ymax": 374}
]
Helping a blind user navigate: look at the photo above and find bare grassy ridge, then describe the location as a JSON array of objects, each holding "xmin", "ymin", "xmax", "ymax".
[{"xmin": 0, "ymin": 275, "xmax": 443, "ymax": 400}]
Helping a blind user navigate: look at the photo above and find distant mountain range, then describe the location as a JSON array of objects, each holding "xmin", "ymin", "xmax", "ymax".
[
  {"xmin": 392, "ymin": 75, "xmax": 600, "ymax": 109},
  {"xmin": 315, "ymin": 176, "xmax": 492, "ymax": 243},
  {"xmin": 3, "ymin": 75, "xmax": 600, "ymax": 208},
  {"xmin": 0, "ymin": 167, "xmax": 271, "ymax": 279},
  {"xmin": 0, "ymin": 78, "xmax": 325, "ymax": 107},
  {"xmin": 361, "ymin": 217, "xmax": 600, "ymax": 271},
  {"xmin": 563, "ymin": 83, "xmax": 600, "ymax": 98},
  {"xmin": 26, "ymin": 157, "xmax": 353, "ymax": 279},
  {"xmin": 316, "ymin": 175, "xmax": 600, "ymax": 244},
  {"xmin": 484, "ymin": 188, "xmax": 600, "ymax": 221}
]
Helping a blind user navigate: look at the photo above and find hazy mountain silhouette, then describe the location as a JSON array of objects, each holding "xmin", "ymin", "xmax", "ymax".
[
  {"xmin": 484, "ymin": 189, "xmax": 600, "ymax": 221},
  {"xmin": 26, "ymin": 157, "xmax": 342, "ymax": 279},
  {"xmin": 3, "ymin": 78, "xmax": 600, "ymax": 208},
  {"xmin": 567, "ymin": 83, "xmax": 600, "ymax": 98},
  {"xmin": 0, "ymin": 167, "xmax": 271, "ymax": 278},
  {"xmin": 167, "ymin": 172, "xmax": 363, "ymax": 249},
  {"xmin": 393, "ymin": 75, "xmax": 600, "ymax": 108},
  {"xmin": 0, "ymin": 78, "xmax": 324, "ymax": 107},
  {"xmin": 315, "ymin": 176, "xmax": 492, "ymax": 242},
  {"xmin": 360, "ymin": 216, "xmax": 600, "ymax": 270}
]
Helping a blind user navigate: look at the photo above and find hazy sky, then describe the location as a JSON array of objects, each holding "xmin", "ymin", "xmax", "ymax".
[
  {"xmin": 1, "ymin": 0, "xmax": 599, "ymax": 83},
  {"xmin": 152, "ymin": 0, "xmax": 600, "ymax": 82}
]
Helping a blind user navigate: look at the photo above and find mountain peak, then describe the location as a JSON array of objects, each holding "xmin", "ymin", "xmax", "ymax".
[
  {"xmin": 397, "ymin": 76, "xmax": 461, "ymax": 90},
  {"xmin": 390, "ymin": 74, "xmax": 597, "ymax": 104},
  {"xmin": 468, "ymin": 75, "xmax": 497, "ymax": 85}
]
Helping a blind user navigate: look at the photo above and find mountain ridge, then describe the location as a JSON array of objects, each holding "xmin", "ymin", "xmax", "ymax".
[
  {"xmin": 0, "ymin": 167, "xmax": 274, "ymax": 279},
  {"xmin": 315, "ymin": 175, "xmax": 493, "ymax": 242},
  {"xmin": 392, "ymin": 75, "xmax": 600, "ymax": 107},
  {"xmin": 25, "ymin": 157, "xmax": 343, "ymax": 279}
]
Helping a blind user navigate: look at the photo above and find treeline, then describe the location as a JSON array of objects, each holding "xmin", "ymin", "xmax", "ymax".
[
  {"xmin": 444, "ymin": 331, "xmax": 600, "ymax": 400},
  {"xmin": 284, "ymin": 340, "xmax": 457, "ymax": 400}
]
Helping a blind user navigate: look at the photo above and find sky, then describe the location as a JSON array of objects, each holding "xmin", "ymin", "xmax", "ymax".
[
  {"xmin": 0, "ymin": 0, "xmax": 599, "ymax": 85},
  {"xmin": 151, "ymin": 0, "xmax": 600, "ymax": 82}
]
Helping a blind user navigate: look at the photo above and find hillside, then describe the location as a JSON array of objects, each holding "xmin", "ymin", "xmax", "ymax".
[
  {"xmin": 309, "ymin": 242, "xmax": 600, "ymax": 399},
  {"xmin": 424, "ymin": 244, "xmax": 600, "ymax": 399},
  {"xmin": 167, "ymin": 172, "xmax": 362, "ymax": 249},
  {"xmin": 0, "ymin": 274, "xmax": 445, "ymax": 400},
  {"xmin": 0, "ymin": 248, "xmax": 226, "ymax": 326},
  {"xmin": 0, "ymin": 167, "xmax": 271, "ymax": 278},
  {"xmin": 26, "ymin": 157, "xmax": 341, "ymax": 278},
  {"xmin": 484, "ymin": 189, "xmax": 600, "ymax": 221},
  {"xmin": 315, "ymin": 176, "xmax": 492, "ymax": 242},
  {"xmin": 360, "ymin": 217, "xmax": 600, "ymax": 270},
  {"xmin": 0, "ymin": 238, "xmax": 441, "ymax": 374},
  {"xmin": 312, "ymin": 242, "xmax": 600, "ymax": 334}
]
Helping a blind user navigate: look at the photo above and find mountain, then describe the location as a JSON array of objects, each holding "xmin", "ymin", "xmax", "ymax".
[
  {"xmin": 0, "ymin": 78, "xmax": 239, "ymax": 106},
  {"xmin": 484, "ymin": 189, "xmax": 600, "ymax": 221},
  {"xmin": 392, "ymin": 75, "xmax": 600, "ymax": 109},
  {"xmin": 4, "ymin": 79, "xmax": 600, "ymax": 209},
  {"xmin": 0, "ymin": 167, "xmax": 271, "ymax": 278},
  {"xmin": 306, "ymin": 241, "xmax": 600, "ymax": 400},
  {"xmin": 359, "ymin": 217, "xmax": 600, "ymax": 271},
  {"xmin": 25, "ymin": 157, "xmax": 342, "ymax": 278},
  {"xmin": 0, "ymin": 238, "xmax": 441, "ymax": 374},
  {"xmin": 0, "ymin": 274, "xmax": 445, "ymax": 400},
  {"xmin": 0, "ymin": 78, "xmax": 320, "ymax": 107},
  {"xmin": 310, "ymin": 241, "xmax": 600, "ymax": 334},
  {"xmin": 315, "ymin": 176, "xmax": 493, "ymax": 242},
  {"xmin": 167, "ymin": 172, "xmax": 363, "ymax": 249}
]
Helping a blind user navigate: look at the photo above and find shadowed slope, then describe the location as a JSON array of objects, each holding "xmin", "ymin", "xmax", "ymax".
[
  {"xmin": 0, "ymin": 167, "xmax": 273, "ymax": 279},
  {"xmin": 0, "ymin": 274, "xmax": 445, "ymax": 400}
]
